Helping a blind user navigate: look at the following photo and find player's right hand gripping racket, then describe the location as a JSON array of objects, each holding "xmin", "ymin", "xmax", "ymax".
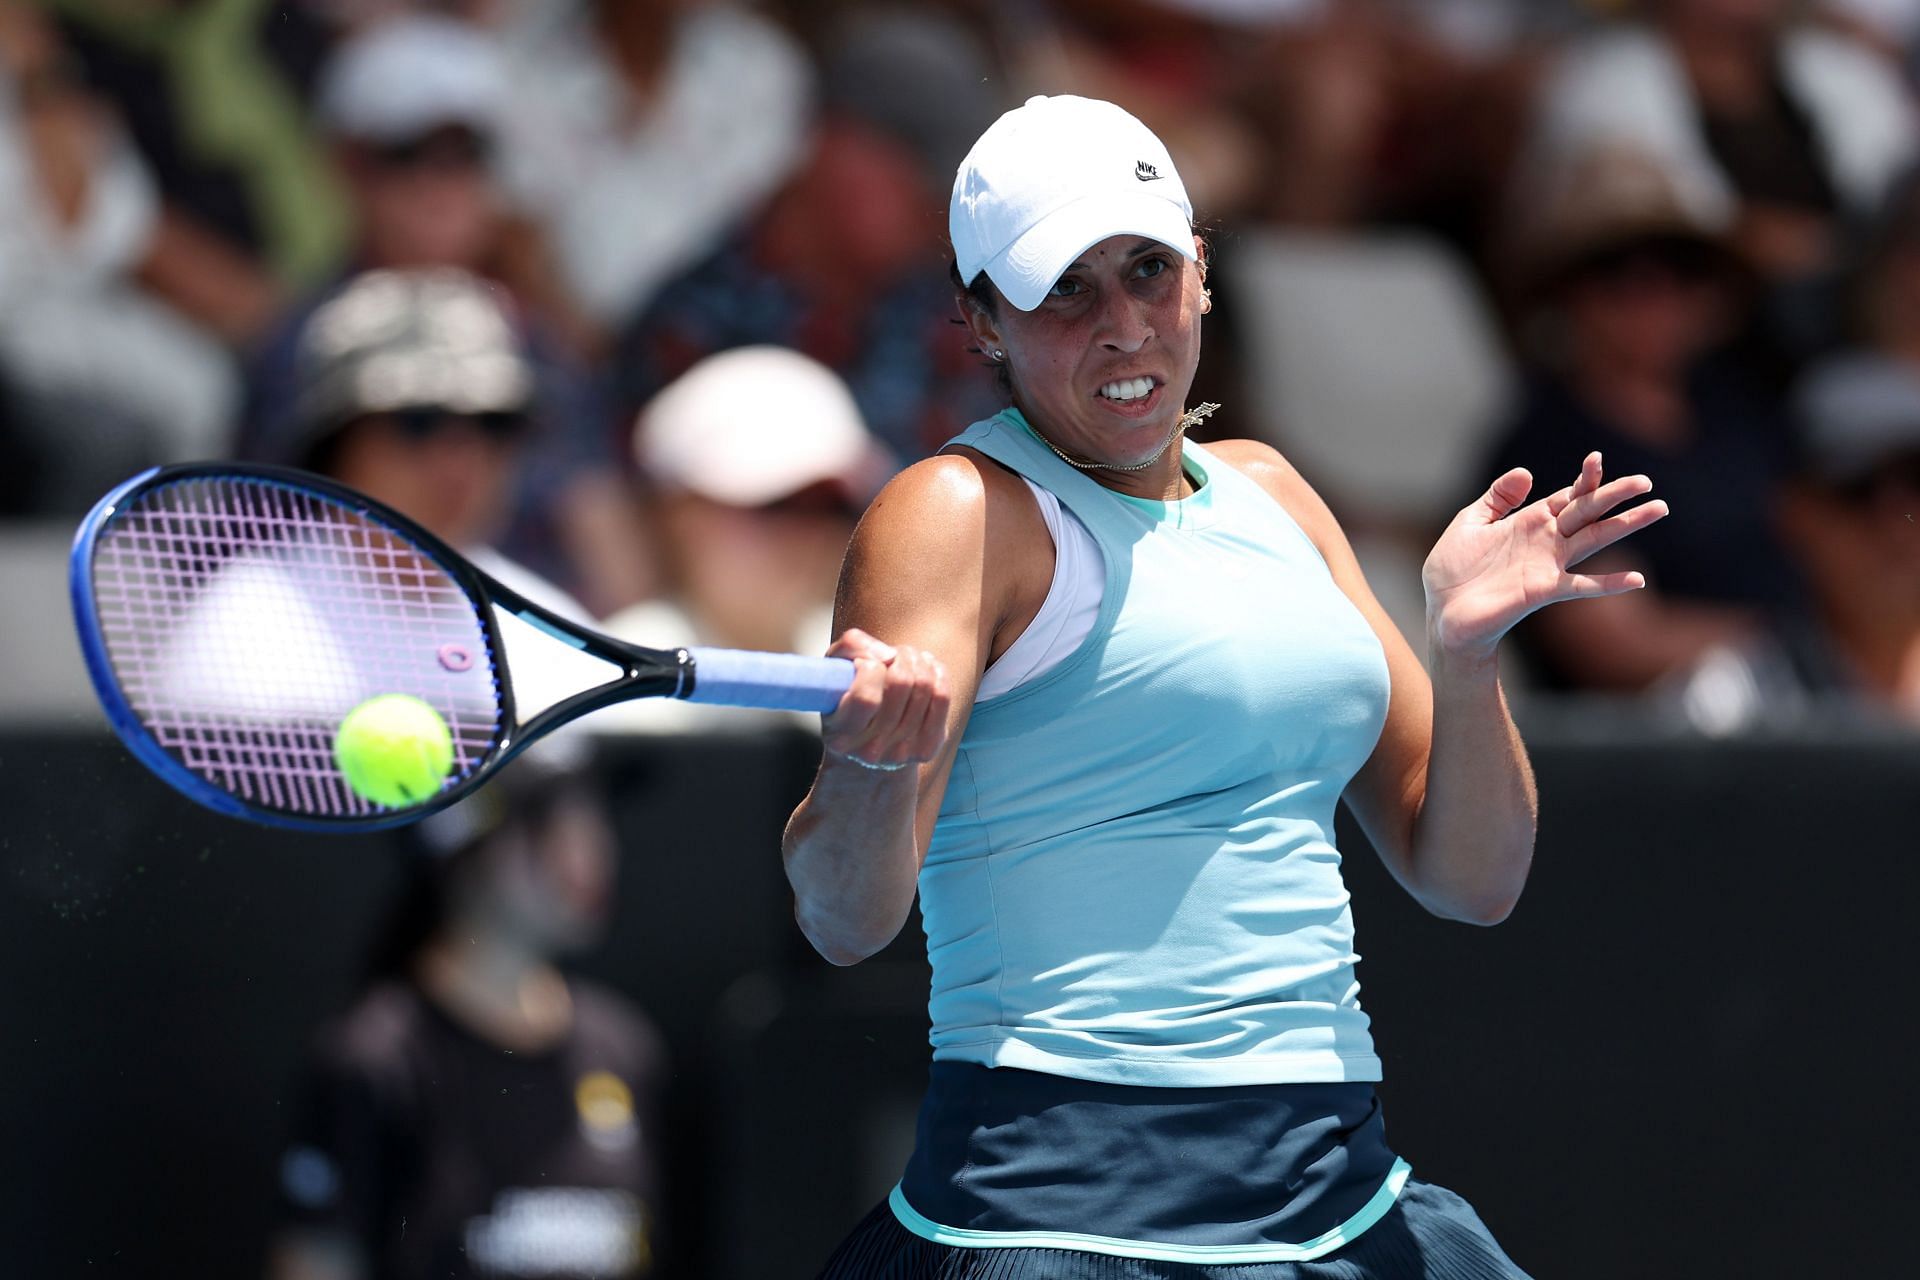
[{"xmin": 70, "ymin": 463, "xmax": 855, "ymax": 832}]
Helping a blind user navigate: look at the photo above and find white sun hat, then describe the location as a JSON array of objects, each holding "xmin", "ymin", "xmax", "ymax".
[
  {"xmin": 950, "ymin": 95, "xmax": 1196, "ymax": 312},
  {"xmin": 633, "ymin": 346, "xmax": 893, "ymax": 507}
]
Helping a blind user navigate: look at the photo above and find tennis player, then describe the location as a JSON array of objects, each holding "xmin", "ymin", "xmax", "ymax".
[{"xmin": 784, "ymin": 95, "xmax": 1667, "ymax": 1277}]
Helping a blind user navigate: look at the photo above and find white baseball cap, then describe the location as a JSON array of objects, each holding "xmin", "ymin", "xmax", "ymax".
[
  {"xmin": 950, "ymin": 95, "xmax": 1195, "ymax": 312},
  {"xmin": 317, "ymin": 16, "xmax": 506, "ymax": 144},
  {"xmin": 633, "ymin": 347, "xmax": 893, "ymax": 507}
]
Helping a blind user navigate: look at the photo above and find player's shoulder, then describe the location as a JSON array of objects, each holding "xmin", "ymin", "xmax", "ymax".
[
  {"xmin": 1202, "ymin": 437, "xmax": 1319, "ymax": 506},
  {"xmin": 841, "ymin": 448, "xmax": 1051, "ymax": 633},
  {"xmin": 868, "ymin": 448, "xmax": 1031, "ymax": 515},
  {"xmin": 1201, "ymin": 437, "xmax": 1346, "ymax": 554},
  {"xmin": 1202, "ymin": 436, "xmax": 1293, "ymax": 482},
  {"xmin": 854, "ymin": 448, "xmax": 1046, "ymax": 556}
]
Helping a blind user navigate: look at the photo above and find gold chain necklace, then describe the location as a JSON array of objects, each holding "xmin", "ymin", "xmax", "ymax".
[{"xmin": 1033, "ymin": 402, "xmax": 1222, "ymax": 473}]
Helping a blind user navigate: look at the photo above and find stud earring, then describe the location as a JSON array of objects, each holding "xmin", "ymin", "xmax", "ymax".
[{"xmin": 992, "ymin": 348, "xmax": 1006, "ymax": 362}]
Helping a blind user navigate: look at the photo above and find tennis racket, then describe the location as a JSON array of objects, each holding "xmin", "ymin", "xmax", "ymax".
[{"xmin": 70, "ymin": 462, "xmax": 855, "ymax": 832}]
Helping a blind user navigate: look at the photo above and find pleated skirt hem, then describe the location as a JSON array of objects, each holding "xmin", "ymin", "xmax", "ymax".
[{"xmin": 815, "ymin": 1178, "xmax": 1534, "ymax": 1280}]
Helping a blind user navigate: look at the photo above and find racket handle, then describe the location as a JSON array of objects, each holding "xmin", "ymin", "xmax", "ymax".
[{"xmin": 685, "ymin": 647, "xmax": 855, "ymax": 713}]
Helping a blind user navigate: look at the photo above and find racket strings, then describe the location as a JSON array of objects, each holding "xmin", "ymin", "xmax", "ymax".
[{"xmin": 89, "ymin": 477, "xmax": 506, "ymax": 818}]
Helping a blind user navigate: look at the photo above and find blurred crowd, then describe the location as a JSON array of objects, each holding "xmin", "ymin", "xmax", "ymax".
[
  {"xmin": 6, "ymin": 0, "xmax": 1920, "ymax": 733},
  {"xmin": 6, "ymin": 4, "xmax": 1915, "ymax": 1276}
]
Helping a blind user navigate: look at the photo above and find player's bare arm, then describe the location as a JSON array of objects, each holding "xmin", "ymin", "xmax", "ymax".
[{"xmin": 782, "ymin": 450, "xmax": 1050, "ymax": 964}]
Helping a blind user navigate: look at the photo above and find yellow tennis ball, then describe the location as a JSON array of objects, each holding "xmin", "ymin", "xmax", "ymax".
[{"xmin": 334, "ymin": 694, "xmax": 455, "ymax": 808}]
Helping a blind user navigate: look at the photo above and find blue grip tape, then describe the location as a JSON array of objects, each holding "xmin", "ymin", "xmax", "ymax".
[{"xmin": 686, "ymin": 648, "xmax": 855, "ymax": 713}]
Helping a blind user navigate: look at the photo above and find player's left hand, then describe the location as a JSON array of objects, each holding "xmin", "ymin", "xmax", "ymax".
[{"xmin": 1422, "ymin": 451, "xmax": 1669, "ymax": 662}]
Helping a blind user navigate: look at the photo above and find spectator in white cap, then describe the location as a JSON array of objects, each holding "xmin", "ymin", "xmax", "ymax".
[
  {"xmin": 598, "ymin": 346, "xmax": 889, "ymax": 734},
  {"xmin": 296, "ymin": 11, "xmax": 600, "ymax": 361},
  {"xmin": 314, "ymin": 14, "xmax": 511, "ymax": 281},
  {"xmin": 786, "ymin": 93, "xmax": 1668, "ymax": 1277}
]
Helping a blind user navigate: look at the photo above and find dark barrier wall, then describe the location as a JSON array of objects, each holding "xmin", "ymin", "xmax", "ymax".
[{"xmin": 3, "ymin": 724, "xmax": 1918, "ymax": 1278}]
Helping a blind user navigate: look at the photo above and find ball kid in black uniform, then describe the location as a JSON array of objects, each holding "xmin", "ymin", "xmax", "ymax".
[{"xmin": 270, "ymin": 749, "xmax": 666, "ymax": 1280}]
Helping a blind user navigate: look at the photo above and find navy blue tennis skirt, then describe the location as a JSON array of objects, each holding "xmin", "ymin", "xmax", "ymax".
[
  {"xmin": 817, "ymin": 1064, "xmax": 1532, "ymax": 1279},
  {"xmin": 817, "ymin": 1176, "xmax": 1533, "ymax": 1280}
]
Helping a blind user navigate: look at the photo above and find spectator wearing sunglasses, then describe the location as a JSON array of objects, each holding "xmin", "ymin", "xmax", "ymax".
[
  {"xmin": 1480, "ymin": 142, "xmax": 1803, "ymax": 693},
  {"xmin": 265, "ymin": 266, "xmax": 591, "ymax": 631},
  {"xmin": 242, "ymin": 15, "xmax": 650, "ymax": 617}
]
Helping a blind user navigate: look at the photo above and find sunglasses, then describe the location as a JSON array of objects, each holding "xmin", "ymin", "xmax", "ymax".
[{"xmin": 1570, "ymin": 239, "xmax": 1723, "ymax": 289}]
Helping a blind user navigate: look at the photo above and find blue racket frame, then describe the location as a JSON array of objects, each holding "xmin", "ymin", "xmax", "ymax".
[{"xmin": 71, "ymin": 462, "xmax": 850, "ymax": 833}]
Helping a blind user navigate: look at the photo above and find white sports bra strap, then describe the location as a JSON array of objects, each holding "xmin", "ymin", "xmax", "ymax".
[{"xmin": 976, "ymin": 479, "xmax": 1104, "ymax": 701}]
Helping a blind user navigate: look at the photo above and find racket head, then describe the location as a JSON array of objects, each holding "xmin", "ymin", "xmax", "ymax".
[{"xmin": 70, "ymin": 463, "xmax": 519, "ymax": 831}]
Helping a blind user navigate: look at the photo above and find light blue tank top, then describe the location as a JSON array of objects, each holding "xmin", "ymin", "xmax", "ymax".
[{"xmin": 922, "ymin": 409, "xmax": 1393, "ymax": 1087}]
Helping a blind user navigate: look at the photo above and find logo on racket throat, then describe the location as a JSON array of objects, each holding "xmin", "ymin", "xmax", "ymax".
[{"xmin": 1135, "ymin": 161, "xmax": 1163, "ymax": 182}]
